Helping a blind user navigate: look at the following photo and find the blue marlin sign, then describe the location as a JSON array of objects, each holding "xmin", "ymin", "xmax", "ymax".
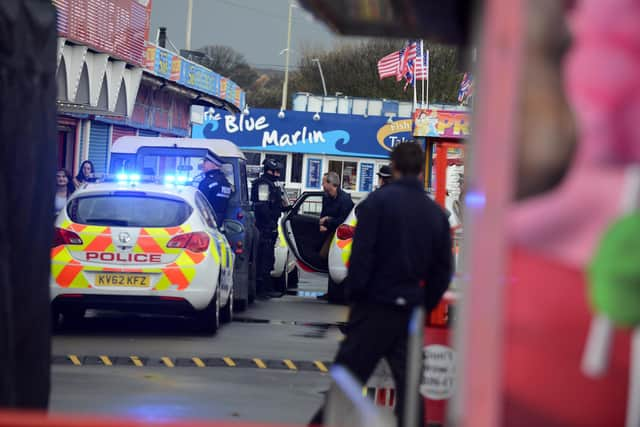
[{"xmin": 191, "ymin": 108, "xmax": 413, "ymax": 159}]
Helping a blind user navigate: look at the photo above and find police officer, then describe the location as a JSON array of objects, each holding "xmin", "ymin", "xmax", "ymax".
[
  {"xmin": 310, "ymin": 142, "xmax": 453, "ymax": 426},
  {"xmin": 251, "ymin": 158, "xmax": 286, "ymax": 299},
  {"xmin": 198, "ymin": 157, "xmax": 232, "ymax": 227}
]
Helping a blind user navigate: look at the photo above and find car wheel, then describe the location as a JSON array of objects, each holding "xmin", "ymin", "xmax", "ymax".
[
  {"xmin": 274, "ymin": 271, "xmax": 287, "ymax": 294},
  {"xmin": 221, "ymin": 284, "xmax": 234, "ymax": 323},
  {"xmin": 248, "ymin": 242, "xmax": 257, "ymax": 304},
  {"xmin": 196, "ymin": 289, "xmax": 220, "ymax": 335},
  {"xmin": 287, "ymin": 267, "xmax": 299, "ymax": 289},
  {"xmin": 327, "ymin": 277, "xmax": 346, "ymax": 304},
  {"xmin": 51, "ymin": 308, "xmax": 61, "ymax": 333},
  {"xmin": 60, "ymin": 307, "xmax": 85, "ymax": 327}
]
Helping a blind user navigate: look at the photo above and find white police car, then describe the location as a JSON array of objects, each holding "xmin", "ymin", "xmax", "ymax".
[{"xmin": 51, "ymin": 174, "xmax": 234, "ymax": 334}]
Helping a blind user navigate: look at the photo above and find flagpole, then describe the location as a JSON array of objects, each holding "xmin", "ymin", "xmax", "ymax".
[
  {"xmin": 426, "ymin": 68, "xmax": 430, "ymax": 109},
  {"xmin": 421, "ymin": 41, "xmax": 426, "ymax": 108},
  {"xmin": 413, "ymin": 73, "xmax": 418, "ymax": 111}
]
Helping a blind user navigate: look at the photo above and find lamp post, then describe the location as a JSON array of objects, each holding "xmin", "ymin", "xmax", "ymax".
[
  {"xmin": 185, "ymin": 0, "xmax": 193, "ymax": 50},
  {"xmin": 280, "ymin": 1, "xmax": 295, "ymax": 114},
  {"xmin": 312, "ymin": 58, "xmax": 328, "ymax": 97}
]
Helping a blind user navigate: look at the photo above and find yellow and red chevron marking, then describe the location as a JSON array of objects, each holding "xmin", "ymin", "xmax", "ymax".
[{"xmin": 52, "ymin": 221, "xmax": 209, "ymax": 291}]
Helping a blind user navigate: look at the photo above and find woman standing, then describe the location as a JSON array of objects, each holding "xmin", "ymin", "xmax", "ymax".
[
  {"xmin": 55, "ymin": 169, "xmax": 75, "ymax": 216},
  {"xmin": 74, "ymin": 160, "xmax": 96, "ymax": 188}
]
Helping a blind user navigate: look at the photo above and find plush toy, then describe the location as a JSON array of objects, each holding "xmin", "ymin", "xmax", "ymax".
[{"xmin": 583, "ymin": 170, "xmax": 640, "ymax": 427}]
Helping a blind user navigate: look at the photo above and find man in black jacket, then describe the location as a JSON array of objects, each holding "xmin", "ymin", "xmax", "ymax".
[
  {"xmin": 310, "ymin": 142, "xmax": 453, "ymax": 426},
  {"xmin": 198, "ymin": 158, "xmax": 232, "ymax": 227},
  {"xmin": 318, "ymin": 171, "xmax": 354, "ymax": 302},
  {"xmin": 251, "ymin": 158, "xmax": 287, "ymax": 299},
  {"xmin": 319, "ymin": 171, "xmax": 354, "ymax": 238}
]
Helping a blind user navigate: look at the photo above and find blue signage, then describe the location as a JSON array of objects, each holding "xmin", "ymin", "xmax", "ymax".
[
  {"xmin": 359, "ymin": 163, "xmax": 375, "ymax": 192},
  {"xmin": 307, "ymin": 158, "xmax": 323, "ymax": 189},
  {"xmin": 191, "ymin": 108, "xmax": 414, "ymax": 159}
]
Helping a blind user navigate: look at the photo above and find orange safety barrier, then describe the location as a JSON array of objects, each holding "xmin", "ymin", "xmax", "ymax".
[{"xmin": 423, "ymin": 291, "xmax": 458, "ymax": 426}]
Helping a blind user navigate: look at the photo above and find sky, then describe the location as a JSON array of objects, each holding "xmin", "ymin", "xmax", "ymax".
[{"xmin": 150, "ymin": 0, "xmax": 353, "ymax": 69}]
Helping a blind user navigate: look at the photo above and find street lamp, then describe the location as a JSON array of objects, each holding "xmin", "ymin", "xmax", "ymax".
[
  {"xmin": 312, "ymin": 58, "xmax": 328, "ymax": 97},
  {"xmin": 185, "ymin": 0, "xmax": 193, "ymax": 50},
  {"xmin": 280, "ymin": 1, "xmax": 297, "ymax": 113}
]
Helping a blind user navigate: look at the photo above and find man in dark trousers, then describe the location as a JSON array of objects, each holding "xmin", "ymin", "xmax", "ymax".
[
  {"xmin": 198, "ymin": 157, "xmax": 232, "ymax": 227},
  {"xmin": 251, "ymin": 158, "xmax": 286, "ymax": 299},
  {"xmin": 310, "ymin": 142, "xmax": 453, "ymax": 426}
]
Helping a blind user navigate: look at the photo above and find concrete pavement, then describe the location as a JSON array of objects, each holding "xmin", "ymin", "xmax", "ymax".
[{"xmin": 49, "ymin": 272, "xmax": 364, "ymax": 424}]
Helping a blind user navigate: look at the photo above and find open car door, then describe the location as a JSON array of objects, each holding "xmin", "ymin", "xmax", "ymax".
[{"xmin": 282, "ymin": 191, "xmax": 328, "ymax": 273}]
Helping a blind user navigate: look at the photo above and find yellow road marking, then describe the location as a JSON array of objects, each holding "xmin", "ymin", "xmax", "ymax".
[
  {"xmin": 68, "ymin": 355, "xmax": 81, "ymax": 366},
  {"xmin": 130, "ymin": 356, "xmax": 144, "ymax": 367},
  {"xmin": 283, "ymin": 359, "xmax": 297, "ymax": 370},
  {"xmin": 192, "ymin": 357, "xmax": 206, "ymax": 368},
  {"xmin": 99, "ymin": 356, "xmax": 112, "ymax": 366},
  {"xmin": 161, "ymin": 357, "xmax": 174, "ymax": 368},
  {"xmin": 223, "ymin": 357, "xmax": 236, "ymax": 367},
  {"xmin": 253, "ymin": 358, "xmax": 267, "ymax": 369},
  {"xmin": 314, "ymin": 361, "xmax": 328, "ymax": 372}
]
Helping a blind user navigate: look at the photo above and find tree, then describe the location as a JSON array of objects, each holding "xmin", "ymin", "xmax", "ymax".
[
  {"xmin": 195, "ymin": 45, "xmax": 259, "ymax": 89},
  {"xmin": 247, "ymin": 70, "xmax": 285, "ymax": 109},
  {"xmin": 290, "ymin": 39, "xmax": 463, "ymax": 104},
  {"xmin": 191, "ymin": 41, "xmax": 463, "ymax": 109}
]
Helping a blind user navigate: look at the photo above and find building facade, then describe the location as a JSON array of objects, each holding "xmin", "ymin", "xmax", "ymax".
[
  {"xmin": 53, "ymin": 0, "xmax": 245, "ymax": 176},
  {"xmin": 191, "ymin": 103, "xmax": 470, "ymax": 202}
]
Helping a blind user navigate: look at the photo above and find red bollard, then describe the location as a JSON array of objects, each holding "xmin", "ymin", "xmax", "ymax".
[{"xmin": 422, "ymin": 291, "xmax": 458, "ymax": 427}]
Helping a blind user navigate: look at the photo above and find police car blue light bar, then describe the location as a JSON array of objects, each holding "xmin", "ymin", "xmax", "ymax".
[
  {"xmin": 164, "ymin": 175, "xmax": 189, "ymax": 186},
  {"xmin": 116, "ymin": 173, "xmax": 142, "ymax": 184}
]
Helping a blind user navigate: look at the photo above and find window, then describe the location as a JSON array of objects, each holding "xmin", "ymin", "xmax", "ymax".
[
  {"xmin": 195, "ymin": 193, "xmax": 217, "ymax": 229},
  {"xmin": 245, "ymin": 151, "xmax": 262, "ymax": 182},
  {"xmin": 68, "ymin": 194, "xmax": 193, "ymax": 227},
  {"xmin": 329, "ymin": 160, "xmax": 358, "ymax": 191},
  {"xmin": 299, "ymin": 194, "xmax": 323, "ymax": 217},
  {"xmin": 306, "ymin": 158, "xmax": 323, "ymax": 189},
  {"xmin": 290, "ymin": 153, "xmax": 303, "ymax": 183}
]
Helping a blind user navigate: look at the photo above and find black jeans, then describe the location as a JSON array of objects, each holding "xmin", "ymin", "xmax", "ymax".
[
  {"xmin": 256, "ymin": 229, "xmax": 277, "ymax": 294},
  {"xmin": 310, "ymin": 302, "xmax": 417, "ymax": 426}
]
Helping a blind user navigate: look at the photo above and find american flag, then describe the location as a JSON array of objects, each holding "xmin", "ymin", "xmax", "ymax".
[
  {"xmin": 377, "ymin": 51, "xmax": 401, "ymax": 80},
  {"xmin": 458, "ymin": 72, "xmax": 474, "ymax": 104},
  {"xmin": 399, "ymin": 41, "xmax": 418, "ymax": 83},
  {"xmin": 376, "ymin": 41, "xmax": 428, "ymax": 85},
  {"xmin": 415, "ymin": 50, "xmax": 429, "ymax": 81}
]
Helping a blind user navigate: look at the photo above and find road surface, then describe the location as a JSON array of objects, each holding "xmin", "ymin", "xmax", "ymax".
[{"xmin": 50, "ymin": 272, "xmax": 395, "ymax": 425}]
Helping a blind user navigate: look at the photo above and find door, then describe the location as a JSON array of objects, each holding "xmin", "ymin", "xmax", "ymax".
[{"xmin": 281, "ymin": 191, "xmax": 327, "ymax": 273}]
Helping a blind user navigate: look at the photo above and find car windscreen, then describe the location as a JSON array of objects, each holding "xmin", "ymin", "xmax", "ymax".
[{"xmin": 68, "ymin": 193, "xmax": 193, "ymax": 227}]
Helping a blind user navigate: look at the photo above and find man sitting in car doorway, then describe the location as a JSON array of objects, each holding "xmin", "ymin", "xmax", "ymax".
[
  {"xmin": 319, "ymin": 172, "xmax": 354, "ymax": 258},
  {"xmin": 317, "ymin": 172, "xmax": 354, "ymax": 302}
]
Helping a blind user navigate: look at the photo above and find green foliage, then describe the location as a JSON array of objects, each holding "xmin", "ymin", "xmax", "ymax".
[
  {"xmin": 291, "ymin": 40, "xmax": 463, "ymax": 104},
  {"xmin": 194, "ymin": 41, "xmax": 463, "ymax": 108}
]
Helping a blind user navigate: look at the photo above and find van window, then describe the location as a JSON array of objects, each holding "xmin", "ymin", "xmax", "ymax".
[
  {"xmin": 194, "ymin": 192, "xmax": 217, "ymax": 229},
  {"xmin": 109, "ymin": 153, "xmax": 136, "ymax": 174}
]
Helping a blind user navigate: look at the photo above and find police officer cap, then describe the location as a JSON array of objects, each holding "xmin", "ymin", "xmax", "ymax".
[
  {"xmin": 263, "ymin": 158, "xmax": 281, "ymax": 172},
  {"xmin": 377, "ymin": 164, "xmax": 392, "ymax": 178}
]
